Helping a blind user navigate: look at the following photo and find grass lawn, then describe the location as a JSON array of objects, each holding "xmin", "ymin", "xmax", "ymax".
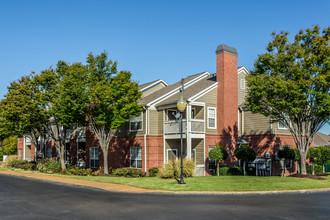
[
  {"xmin": 52, "ymin": 173, "xmax": 330, "ymax": 192},
  {"xmin": 1, "ymin": 168, "xmax": 330, "ymax": 191}
]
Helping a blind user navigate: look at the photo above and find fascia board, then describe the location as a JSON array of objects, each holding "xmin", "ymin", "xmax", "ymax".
[{"xmin": 147, "ymin": 72, "xmax": 210, "ymax": 107}]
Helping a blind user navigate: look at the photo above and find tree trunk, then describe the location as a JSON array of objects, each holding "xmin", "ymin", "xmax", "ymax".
[
  {"xmin": 217, "ymin": 161, "xmax": 219, "ymax": 176},
  {"xmin": 102, "ymin": 147, "xmax": 109, "ymax": 174},
  {"xmin": 60, "ymin": 149, "xmax": 66, "ymax": 170},
  {"xmin": 312, "ymin": 163, "xmax": 315, "ymax": 175},
  {"xmin": 243, "ymin": 161, "xmax": 246, "ymax": 176},
  {"xmin": 300, "ymin": 157, "xmax": 307, "ymax": 175},
  {"xmin": 323, "ymin": 164, "xmax": 325, "ymax": 173}
]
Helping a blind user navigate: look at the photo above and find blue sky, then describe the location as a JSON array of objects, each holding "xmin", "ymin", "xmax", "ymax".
[{"xmin": 0, "ymin": 0, "xmax": 329, "ymax": 134}]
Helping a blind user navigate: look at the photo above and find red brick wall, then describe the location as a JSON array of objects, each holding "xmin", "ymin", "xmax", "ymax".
[
  {"xmin": 216, "ymin": 48, "xmax": 238, "ymax": 162},
  {"xmin": 244, "ymin": 134, "xmax": 299, "ymax": 176},
  {"xmin": 146, "ymin": 135, "xmax": 164, "ymax": 170}
]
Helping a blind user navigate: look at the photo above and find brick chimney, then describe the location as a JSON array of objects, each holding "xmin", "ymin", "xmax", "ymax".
[{"xmin": 216, "ymin": 44, "xmax": 238, "ymax": 150}]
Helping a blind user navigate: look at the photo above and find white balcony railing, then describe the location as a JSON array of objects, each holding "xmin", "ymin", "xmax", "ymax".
[{"xmin": 164, "ymin": 119, "xmax": 204, "ymax": 134}]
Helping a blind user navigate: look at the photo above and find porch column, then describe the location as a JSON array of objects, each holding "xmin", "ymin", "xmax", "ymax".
[{"xmin": 186, "ymin": 103, "xmax": 192, "ymax": 159}]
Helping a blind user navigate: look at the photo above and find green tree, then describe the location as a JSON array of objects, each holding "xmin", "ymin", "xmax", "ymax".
[
  {"xmin": 209, "ymin": 144, "xmax": 228, "ymax": 176},
  {"xmin": 315, "ymin": 146, "xmax": 330, "ymax": 173},
  {"xmin": 278, "ymin": 146, "xmax": 295, "ymax": 177},
  {"xmin": 34, "ymin": 61, "xmax": 88, "ymax": 170},
  {"xmin": 0, "ymin": 74, "xmax": 47, "ymax": 158},
  {"xmin": 0, "ymin": 135, "xmax": 17, "ymax": 160},
  {"xmin": 307, "ymin": 147, "xmax": 321, "ymax": 175},
  {"xmin": 234, "ymin": 145, "xmax": 256, "ymax": 176},
  {"xmin": 246, "ymin": 26, "xmax": 330, "ymax": 175},
  {"xmin": 86, "ymin": 52, "xmax": 142, "ymax": 174}
]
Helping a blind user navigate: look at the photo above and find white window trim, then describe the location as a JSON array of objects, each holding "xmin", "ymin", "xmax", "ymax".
[
  {"xmin": 90, "ymin": 147, "xmax": 99, "ymax": 168},
  {"xmin": 278, "ymin": 120, "xmax": 291, "ymax": 130},
  {"xmin": 167, "ymin": 149, "xmax": 178, "ymax": 162},
  {"xmin": 129, "ymin": 113, "xmax": 143, "ymax": 132},
  {"xmin": 130, "ymin": 146, "xmax": 142, "ymax": 169},
  {"xmin": 238, "ymin": 110, "xmax": 240, "ymax": 131},
  {"xmin": 207, "ymin": 107, "xmax": 216, "ymax": 129},
  {"xmin": 240, "ymin": 79, "xmax": 245, "ymax": 90}
]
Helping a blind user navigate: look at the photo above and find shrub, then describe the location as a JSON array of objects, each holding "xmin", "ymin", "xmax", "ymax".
[
  {"xmin": 113, "ymin": 168, "xmax": 145, "ymax": 177},
  {"xmin": 37, "ymin": 158, "xmax": 62, "ymax": 173},
  {"xmin": 12, "ymin": 160, "xmax": 36, "ymax": 170},
  {"xmin": 2, "ymin": 155, "xmax": 19, "ymax": 168},
  {"xmin": 219, "ymin": 167, "xmax": 230, "ymax": 176},
  {"xmin": 64, "ymin": 166, "xmax": 94, "ymax": 176},
  {"xmin": 93, "ymin": 169, "xmax": 104, "ymax": 176},
  {"xmin": 307, "ymin": 164, "xmax": 323, "ymax": 174},
  {"xmin": 214, "ymin": 166, "xmax": 243, "ymax": 176},
  {"xmin": 148, "ymin": 167, "xmax": 159, "ymax": 177},
  {"xmin": 158, "ymin": 159, "xmax": 196, "ymax": 179}
]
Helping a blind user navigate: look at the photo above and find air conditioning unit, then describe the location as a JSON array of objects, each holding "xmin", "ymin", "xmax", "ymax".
[{"xmin": 265, "ymin": 153, "xmax": 270, "ymax": 159}]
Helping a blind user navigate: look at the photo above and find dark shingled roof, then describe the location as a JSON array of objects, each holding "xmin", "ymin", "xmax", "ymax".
[
  {"xmin": 156, "ymin": 75, "xmax": 217, "ymax": 107},
  {"xmin": 314, "ymin": 132, "xmax": 330, "ymax": 147},
  {"xmin": 139, "ymin": 72, "xmax": 208, "ymax": 106},
  {"xmin": 138, "ymin": 79, "xmax": 162, "ymax": 91}
]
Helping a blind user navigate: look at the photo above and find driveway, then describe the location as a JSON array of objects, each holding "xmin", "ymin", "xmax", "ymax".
[{"xmin": 0, "ymin": 174, "xmax": 329, "ymax": 219}]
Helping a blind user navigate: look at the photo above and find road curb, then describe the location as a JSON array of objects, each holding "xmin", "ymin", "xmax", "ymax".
[{"xmin": 1, "ymin": 170, "xmax": 330, "ymax": 196}]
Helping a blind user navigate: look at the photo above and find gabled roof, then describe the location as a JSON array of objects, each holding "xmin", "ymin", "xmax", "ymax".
[
  {"xmin": 314, "ymin": 132, "xmax": 330, "ymax": 147},
  {"xmin": 156, "ymin": 75, "xmax": 217, "ymax": 107},
  {"xmin": 139, "ymin": 72, "xmax": 209, "ymax": 106},
  {"xmin": 139, "ymin": 79, "xmax": 168, "ymax": 91}
]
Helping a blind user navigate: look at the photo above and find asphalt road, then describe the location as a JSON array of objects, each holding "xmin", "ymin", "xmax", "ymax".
[{"xmin": 0, "ymin": 174, "xmax": 329, "ymax": 220}]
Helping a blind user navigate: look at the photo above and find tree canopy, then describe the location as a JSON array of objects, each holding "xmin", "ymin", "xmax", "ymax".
[
  {"xmin": 246, "ymin": 25, "xmax": 330, "ymax": 175},
  {"xmin": 86, "ymin": 52, "xmax": 142, "ymax": 174},
  {"xmin": 234, "ymin": 145, "xmax": 256, "ymax": 176}
]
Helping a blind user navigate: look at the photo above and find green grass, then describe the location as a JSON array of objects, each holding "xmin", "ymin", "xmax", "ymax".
[
  {"xmin": 52, "ymin": 173, "xmax": 330, "ymax": 192},
  {"xmin": 1, "ymin": 168, "xmax": 330, "ymax": 191}
]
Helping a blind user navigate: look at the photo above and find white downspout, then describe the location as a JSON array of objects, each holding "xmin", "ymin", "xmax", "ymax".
[
  {"xmin": 144, "ymin": 107, "xmax": 148, "ymax": 173},
  {"xmin": 23, "ymin": 135, "xmax": 25, "ymax": 160}
]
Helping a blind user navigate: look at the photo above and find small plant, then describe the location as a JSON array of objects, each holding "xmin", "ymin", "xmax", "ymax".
[
  {"xmin": 37, "ymin": 158, "xmax": 62, "ymax": 173},
  {"xmin": 148, "ymin": 167, "xmax": 159, "ymax": 177},
  {"xmin": 2, "ymin": 155, "xmax": 19, "ymax": 168},
  {"xmin": 234, "ymin": 145, "xmax": 256, "ymax": 176},
  {"xmin": 158, "ymin": 159, "xmax": 196, "ymax": 179},
  {"xmin": 113, "ymin": 167, "xmax": 145, "ymax": 177},
  {"xmin": 209, "ymin": 144, "xmax": 228, "ymax": 176},
  {"xmin": 93, "ymin": 169, "xmax": 104, "ymax": 176}
]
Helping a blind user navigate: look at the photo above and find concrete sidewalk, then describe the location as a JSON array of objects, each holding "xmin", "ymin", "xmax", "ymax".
[{"xmin": 1, "ymin": 170, "xmax": 330, "ymax": 195}]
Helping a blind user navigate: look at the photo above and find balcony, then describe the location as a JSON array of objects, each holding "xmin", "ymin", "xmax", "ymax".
[{"xmin": 164, "ymin": 119, "xmax": 205, "ymax": 134}]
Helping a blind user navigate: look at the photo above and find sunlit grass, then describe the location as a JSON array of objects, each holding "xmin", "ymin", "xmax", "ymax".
[{"xmin": 1, "ymin": 168, "xmax": 330, "ymax": 192}]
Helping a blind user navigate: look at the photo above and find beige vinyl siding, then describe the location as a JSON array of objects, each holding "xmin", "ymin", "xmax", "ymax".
[
  {"xmin": 142, "ymin": 83, "xmax": 165, "ymax": 98},
  {"xmin": 244, "ymin": 111, "xmax": 271, "ymax": 135},
  {"xmin": 149, "ymin": 109, "xmax": 163, "ymax": 135},
  {"xmin": 192, "ymin": 139, "xmax": 204, "ymax": 164},
  {"xmin": 25, "ymin": 145, "xmax": 31, "ymax": 160},
  {"xmin": 238, "ymin": 72, "xmax": 248, "ymax": 106},
  {"xmin": 117, "ymin": 110, "xmax": 146, "ymax": 137},
  {"xmin": 273, "ymin": 122, "xmax": 292, "ymax": 135},
  {"xmin": 193, "ymin": 106, "xmax": 204, "ymax": 120},
  {"xmin": 165, "ymin": 139, "xmax": 186, "ymax": 161},
  {"xmin": 195, "ymin": 87, "xmax": 217, "ymax": 134}
]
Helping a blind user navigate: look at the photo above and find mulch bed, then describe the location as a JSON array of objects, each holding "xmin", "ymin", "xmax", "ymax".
[{"xmin": 289, "ymin": 173, "xmax": 326, "ymax": 180}]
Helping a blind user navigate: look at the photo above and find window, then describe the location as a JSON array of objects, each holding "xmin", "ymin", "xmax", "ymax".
[
  {"xmin": 208, "ymin": 146, "xmax": 216, "ymax": 170},
  {"xmin": 278, "ymin": 114, "xmax": 290, "ymax": 129},
  {"xmin": 207, "ymin": 107, "xmax": 216, "ymax": 129},
  {"xmin": 130, "ymin": 146, "xmax": 142, "ymax": 168},
  {"xmin": 240, "ymin": 79, "xmax": 245, "ymax": 89},
  {"xmin": 90, "ymin": 147, "xmax": 99, "ymax": 168},
  {"xmin": 167, "ymin": 109, "xmax": 177, "ymax": 121},
  {"xmin": 167, "ymin": 149, "xmax": 177, "ymax": 161},
  {"xmin": 129, "ymin": 113, "xmax": 143, "ymax": 131}
]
